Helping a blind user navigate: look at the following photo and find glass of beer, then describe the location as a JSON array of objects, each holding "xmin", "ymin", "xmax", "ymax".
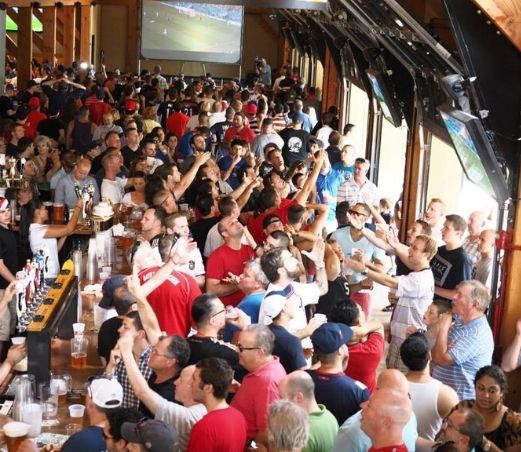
[
  {"xmin": 70, "ymin": 337, "xmax": 88, "ymax": 369},
  {"xmin": 68, "ymin": 404, "xmax": 85, "ymax": 425},
  {"xmin": 50, "ymin": 373, "xmax": 71, "ymax": 404},
  {"xmin": 3, "ymin": 422, "xmax": 29, "ymax": 452},
  {"xmin": 52, "ymin": 203, "xmax": 64, "ymax": 224}
]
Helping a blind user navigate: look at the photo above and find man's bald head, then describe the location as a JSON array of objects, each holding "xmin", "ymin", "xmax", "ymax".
[
  {"xmin": 468, "ymin": 211, "xmax": 487, "ymax": 237},
  {"xmin": 279, "ymin": 370, "xmax": 315, "ymax": 403},
  {"xmin": 376, "ymin": 369, "xmax": 409, "ymax": 394}
]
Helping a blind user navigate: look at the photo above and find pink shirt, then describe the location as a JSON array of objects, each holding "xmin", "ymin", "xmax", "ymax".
[{"xmin": 231, "ymin": 357, "xmax": 286, "ymax": 439}]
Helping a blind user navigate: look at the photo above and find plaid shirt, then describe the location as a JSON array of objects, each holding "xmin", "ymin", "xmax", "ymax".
[
  {"xmin": 114, "ymin": 345, "xmax": 153, "ymax": 409},
  {"xmin": 337, "ymin": 178, "xmax": 379, "ymax": 207}
]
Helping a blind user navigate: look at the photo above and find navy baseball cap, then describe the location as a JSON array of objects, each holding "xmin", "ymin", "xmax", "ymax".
[
  {"xmin": 311, "ymin": 322, "xmax": 353, "ymax": 354},
  {"xmin": 99, "ymin": 275, "xmax": 126, "ymax": 309}
]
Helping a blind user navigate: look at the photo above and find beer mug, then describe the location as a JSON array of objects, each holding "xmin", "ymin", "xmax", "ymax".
[
  {"xmin": 50, "ymin": 372, "xmax": 71, "ymax": 404},
  {"xmin": 3, "ymin": 422, "xmax": 30, "ymax": 452}
]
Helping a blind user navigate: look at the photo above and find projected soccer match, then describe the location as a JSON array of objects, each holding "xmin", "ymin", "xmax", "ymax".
[{"xmin": 141, "ymin": 1, "xmax": 244, "ymax": 63}]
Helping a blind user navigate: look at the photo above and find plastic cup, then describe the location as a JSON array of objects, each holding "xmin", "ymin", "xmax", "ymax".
[
  {"xmin": 180, "ymin": 203, "xmax": 189, "ymax": 211},
  {"xmin": 11, "ymin": 337, "xmax": 26, "ymax": 345},
  {"xmin": 21, "ymin": 402, "xmax": 42, "ymax": 437},
  {"xmin": 69, "ymin": 404, "xmax": 85, "ymax": 425},
  {"xmin": 313, "ymin": 313, "xmax": 327, "ymax": 323},
  {"xmin": 72, "ymin": 323, "xmax": 85, "ymax": 336},
  {"xmin": 4, "ymin": 421, "xmax": 30, "ymax": 452}
]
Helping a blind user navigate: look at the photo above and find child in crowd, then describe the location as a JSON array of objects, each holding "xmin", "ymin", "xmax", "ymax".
[{"xmin": 407, "ymin": 299, "xmax": 452, "ymax": 349}]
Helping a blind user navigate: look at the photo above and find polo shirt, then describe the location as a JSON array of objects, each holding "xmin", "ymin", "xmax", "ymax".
[
  {"xmin": 231, "ymin": 356, "xmax": 286, "ymax": 439},
  {"xmin": 432, "ymin": 315, "xmax": 493, "ymax": 400},
  {"xmin": 303, "ymin": 404, "xmax": 339, "ymax": 452},
  {"xmin": 269, "ymin": 324, "xmax": 307, "ymax": 373}
]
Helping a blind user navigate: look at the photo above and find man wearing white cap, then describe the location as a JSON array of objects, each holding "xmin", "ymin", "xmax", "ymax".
[
  {"xmin": 0, "ymin": 198, "xmax": 18, "ymax": 357},
  {"xmin": 263, "ymin": 290, "xmax": 307, "ymax": 373},
  {"xmin": 61, "ymin": 377, "xmax": 123, "ymax": 452}
]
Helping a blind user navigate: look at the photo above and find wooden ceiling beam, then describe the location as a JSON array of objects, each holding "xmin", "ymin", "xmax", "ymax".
[
  {"xmin": 471, "ymin": 0, "xmax": 521, "ymax": 52},
  {"xmin": 7, "ymin": 0, "xmax": 91, "ymax": 6}
]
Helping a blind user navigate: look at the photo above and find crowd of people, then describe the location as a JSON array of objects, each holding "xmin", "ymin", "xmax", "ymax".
[{"xmin": 0, "ymin": 59, "xmax": 520, "ymax": 451}]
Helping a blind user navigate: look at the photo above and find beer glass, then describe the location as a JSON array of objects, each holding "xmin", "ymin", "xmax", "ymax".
[
  {"xmin": 39, "ymin": 383, "xmax": 58, "ymax": 419},
  {"xmin": 52, "ymin": 203, "xmax": 64, "ymax": 224},
  {"xmin": 3, "ymin": 422, "xmax": 29, "ymax": 452},
  {"xmin": 70, "ymin": 337, "xmax": 88, "ymax": 369},
  {"xmin": 68, "ymin": 404, "xmax": 85, "ymax": 425},
  {"xmin": 50, "ymin": 372, "xmax": 71, "ymax": 404}
]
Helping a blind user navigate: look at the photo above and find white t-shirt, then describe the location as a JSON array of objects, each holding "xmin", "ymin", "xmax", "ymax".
[
  {"xmin": 391, "ymin": 268, "xmax": 435, "ymax": 341},
  {"xmin": 101, "ymin": 177, "xmax": 127, "ymax": 204},
  {"xmin": 316, "ymin": 125, "xmax": 334, "ymax": 147},
  {"xmin": 259, "ymin": 281, "xmax": 320, "ymax": 349},
  {"xmin": 29, "ymin": 224, "xmax": 60, "ymax": 278},
  {"xmin": 155, "ymin": 399, "xmax": 207, "ymax": 452},
  {"xmin": 176, "ymin": 247, "xmax": 205, "ymax": 277}
]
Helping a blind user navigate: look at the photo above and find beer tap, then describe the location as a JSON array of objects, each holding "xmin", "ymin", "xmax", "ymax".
[{"xmin": 15, "ymin": 271, "xmax": 28, "ymax": 332}]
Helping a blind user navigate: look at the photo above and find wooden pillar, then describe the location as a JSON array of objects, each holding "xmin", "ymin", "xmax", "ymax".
[
  {"xmin": 499, "ymin": 162, "xmax": 521, "ymax": 409},
  {"xmin": 42, "ymin": 7, "xmax": 56, "ymax": 65},
  {"xmin": 17, "ymin": 7, "xmax": 33, "ymax": 90},
  {"xmin": 321, "ymin": 46, "xmax": 339, "ymax": 125},
  {"xmin": 79, "ymin": 5, "xmax": 92, "ymax": 62},
  {"xmin": 126, "ymin": 0, "xmax": 138, "ymax": 73},
  {"xmin": 62, "ymin": 5, "xmax": 76, "ymax": 66},
  {"xmin": 401, "ymin": 107, "xmax": 427, "ymax": 243}
]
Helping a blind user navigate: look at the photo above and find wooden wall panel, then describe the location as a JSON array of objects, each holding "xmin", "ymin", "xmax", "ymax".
[
  {"xmin": 17, "ymin": 7, "xmax": 32, "ymax": 90},
  {"xmin": 79, "ymin": 5, "xmax": 92, "ymax": 62},
  {"xmin": 62, "ymin": 5, "xmax": 76, "ymax": 66},
  {"xmin": 42, "ymin": 7, "xmax": 56, "ymax": 64}
]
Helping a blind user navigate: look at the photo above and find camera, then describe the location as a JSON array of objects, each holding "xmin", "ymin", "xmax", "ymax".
[{"xmin": 254, "ymin": 56, "xmax": 264, "ymax": 68}]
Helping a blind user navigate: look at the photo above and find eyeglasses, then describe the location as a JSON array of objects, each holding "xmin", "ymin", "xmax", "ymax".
[
  {"xmin": 237, "ymin": 344, "xmax": 261, "ymax": 353},
  {"xmin": 211, "ymin": 309, "xmax": 225, "ymax": 318}
]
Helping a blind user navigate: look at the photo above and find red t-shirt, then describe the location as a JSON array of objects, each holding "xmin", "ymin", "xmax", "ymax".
[
  {"xmin": 24, "ymin": 111, "xmax": 47, "ymax": 140},
  {"xmin": 206, "ymin": 244, "xmax": 255, "ymax": 307},
  {"xmin": 186, "ymin": 406, "xmax": 247, "ymax": 452},
  {"xmin": 247, "ymin": 198, "xmax": 297, "ymax": 244},
  {"xmin": 139, "ymin": 268, "xmax": 201, "ymax": 336},
  {"xmin": 223, "ymin": 125, "xmax": 256, "ymax": 145},
  {"xmin": 166, "ymin": 112, "xmax": 190, "ymax": 139},
  {"xmin": 369, "ymin": 445, "xmax": 408, "ymax": 452},
  {"xmin": 346, "ymin": 332, "xmax": 384, "ymax": 394}
]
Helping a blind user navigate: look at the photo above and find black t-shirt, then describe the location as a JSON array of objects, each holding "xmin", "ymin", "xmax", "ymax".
[
  {"xmin": 6, "ymin": 143, "xmax": 17, "ymax": 158},
  {"xmin": 0, "ymin": 227, "xmax": 19, "ymax": 289},
  {"xmin": 156, "ymin": 101, "xmax": 175, "ymax": 128},
  {"xmin": 121, "ymin": 145, "xmax": 142, "ymax": 169},
  {"xmin": 190, "ymin": 217, "xmax": 220, "ymax": 256},
  {"xmin": 316, "ymin": 275, "xmax": 351, "ymax": 318},
  {"xmin": 279, "ymin": 128, "xmax": 310, "ymax": 167},
  {"xmin": 326, "ymin": 145, "xmax": 341, "ymax": 165},
  {"xmin": 269, "ymin": 325, "xmax": 306, "ymax": 373},
  {"xmin": 187, "ymin": 335, "xmax": 239, "ymax": 368},
  {"xmin": 0, "ymin": 96, "xmax": 15, "ymax": 119},
  {"xmin": 430, "ymin": 246, "xmax": 472, "ymax": 296},
  {"xmin": 97, "ymin": 316, "xmax": 122, "ymax": 363},
  {"xmin": 37, "ymin": 118, "xmax": 65, "ymax": 141},
  {"xmin": 395, "ymin": 255, "xmax": 411, "ymax": 277},
  {"xmin": 139, "ymin": 373, "xmax": 177, "ymax": 418}
]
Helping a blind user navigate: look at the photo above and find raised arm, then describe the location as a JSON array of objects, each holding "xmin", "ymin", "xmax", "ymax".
[
  {"xmin": 173, "ymin": 152, "xmax": 211, "ymax": 200},
  {"xmin": 43, "ymin": 199, "xmax": 83, "ymax": 238},
  {"xmin": 127, "ymin": 272, "xmax": 162, "ymax": 346},
  {"xmin": 431, "ymin": 313, "xmax": 455, "ymax": 366},
  {"xmin": 294, "ymin": 150, "xmax": 324, "ymax": 206}
]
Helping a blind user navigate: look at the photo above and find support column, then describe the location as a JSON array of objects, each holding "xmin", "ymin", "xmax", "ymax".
[
  {"xmin": 42, "ymin": 7, "xmax": 56, "ymax": 64},
  {"xmin": 79, "ymin": 5, "xmax": 91, "ymax": 62},
  {"xmin": 17, "ymin": 7, "xmax": 32, "ymax": 90},
  {"xmin": 126, "ymin": 0, "xmax": 138, "ymax": 73},
  {"xmin": 62, "ymin": 5, "xmax": 76, "ymax": 66},
  {"xmin": 401, "ymin": 107, "xmax": 427, "ymax": 243},
  {"xmin": 499, "ymin": 163, "xmax": 521, "ymax": 409},
  {"xmin": 0, "ymin": 8, "xmax": 6, "ymax": 93},
  {"xmin": 321, "ymin": 46, "xmax": 338, "ymax": 121}
]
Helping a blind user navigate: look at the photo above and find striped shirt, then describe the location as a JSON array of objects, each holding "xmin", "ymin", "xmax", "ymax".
[
  {"xmin": 432, "ymin": 315, "xmax": 493, "ymax": 400},
  {"xmin": 337, "ymin": 178, "xmax": 379, "ymax": 207},
  {"xmin": 155, "ymin": 399, "xmax": 207, "ymax": 452}
]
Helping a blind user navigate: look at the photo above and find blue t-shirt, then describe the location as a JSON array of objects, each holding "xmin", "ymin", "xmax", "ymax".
[
  {"xmin": 316, "ymin": 168, "xmax": 350, "ymax": 222},
  {"xmin": 270, "ymin": 325, "xmax": 307, "ymax": 373},
  {"xmin": 61, "ymin": 426, "xmax": 105, "ymax": 452},
  {"xmin": 218, "ymin": 155, "xmax": 247, "ymax": 189},
  {"xmin": 329, "ymin": 227, "xmax": 386, "ymax": 283},
  {"xmin": 223, "ymin": 292, "xmax": 264, "ymax": 342},
  {"xmin": 306, "ymin": 369, "xmax": 369, "ymax": 425}
]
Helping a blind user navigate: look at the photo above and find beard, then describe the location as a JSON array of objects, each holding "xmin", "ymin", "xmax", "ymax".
[{"xmin": 286, "ymin": 267, "xmax": 302, "ymax": 280}]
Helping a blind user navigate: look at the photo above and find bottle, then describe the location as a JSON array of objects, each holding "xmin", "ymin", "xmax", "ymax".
[{"xmin": 63, "ymin": 205, "xmax": 70, "ymax": 223}]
